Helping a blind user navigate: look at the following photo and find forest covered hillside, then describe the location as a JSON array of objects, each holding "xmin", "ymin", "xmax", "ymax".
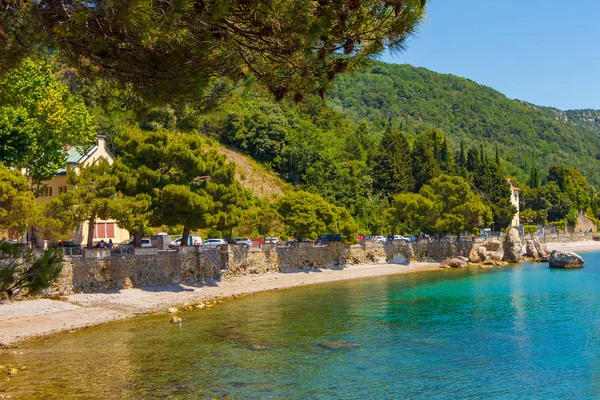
[{"xmin": 328, "ymin": 61, "xmax": 600, "ymax": 186}]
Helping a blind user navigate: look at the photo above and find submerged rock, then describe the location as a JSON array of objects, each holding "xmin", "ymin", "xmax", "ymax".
[
  {"xmin": 549, "ymin": 251, "xmax": 584, "ymax": 268},
  {"xmin": 319, "ymin": 341, "xmax": 360, "ymax": 350}
]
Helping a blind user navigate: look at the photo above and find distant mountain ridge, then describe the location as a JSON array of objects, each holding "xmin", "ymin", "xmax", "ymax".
[{"xmin": 328, "ymin": 61, "xmax": 600, "ymax": 186}]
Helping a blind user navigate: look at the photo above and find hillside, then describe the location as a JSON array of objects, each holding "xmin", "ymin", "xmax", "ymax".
[{"xmin": 328, "ymin": 62, "xmax": 600, "ymax": 186}]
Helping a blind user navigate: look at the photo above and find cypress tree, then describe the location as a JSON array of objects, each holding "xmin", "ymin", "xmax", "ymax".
[
  {"xmin": 530, "ymin": 168, "xmax": 535, "ymax": 188},
  {"xmin": 459, "ymin": 141, "xmax": 466, "ymax": 167},
  {"xmin": 495, "ymin": 146, "xmax": 500, "ymax": 165},
  {"xmin": 371, "ymin": 127, "xmax": 414, "ymax": 199},
  {"xmin": 466, "ymin": 148, "xmax": 480, "ymax": 173},
  {"xmin": 412, "ymin": 132, "xmax": 438, "ymax": 191},
  {"xmin": 479, "ymin": 144, "xmax": 485, "ymax": 164}
]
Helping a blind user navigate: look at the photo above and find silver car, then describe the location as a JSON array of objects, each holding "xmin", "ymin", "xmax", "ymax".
[{"xmin": 202, "ymin": 239, "xmax": 227, "ymax": 250}]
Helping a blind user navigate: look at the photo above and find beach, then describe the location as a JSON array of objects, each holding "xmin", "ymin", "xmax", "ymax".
[
  {"xmin": 0, "ymin": 261, "xmax": 440, "ymax": 347},
  {"xmin": 545, "ymin": 240, "xmax": 600, "ymax": 253}
]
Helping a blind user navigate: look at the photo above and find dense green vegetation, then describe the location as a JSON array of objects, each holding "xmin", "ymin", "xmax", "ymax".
[{"xmin": 329, "ymin": 62, "xmax": 600, "ymax": 187}]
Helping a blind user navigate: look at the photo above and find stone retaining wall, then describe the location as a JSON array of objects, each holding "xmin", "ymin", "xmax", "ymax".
[{"xmin": 49, "ymin": 240, "xmax": 483, "ymax": 294}]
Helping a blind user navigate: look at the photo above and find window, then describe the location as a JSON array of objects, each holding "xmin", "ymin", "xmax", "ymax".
[
  {"xmin": 49, "ymin": 187, "xmax": 53, "ymax": 196},
  {"xmin": 58, "ymin": 187, "xmax": 62, "ymax": 194},
  {"xmin": 93, "ymin": 222, "xmax": 115, "ymax": 239}
]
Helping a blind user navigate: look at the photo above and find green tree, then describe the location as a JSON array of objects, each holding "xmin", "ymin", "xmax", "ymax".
[
  {"xmin": 372, "ymin": 127, "xmax": 414, "ymax": 198},
  {"xmin": 420, "ymin": 174, "xmax": 492, "ymax": 237},
  {"xmin": 67, "ymin": 159, "xmax": 119, "ymax": 249},
  {"xmin": 0, "ymin": 241, "xmax": 62, "ymax": 299},
  {"xmin": 411, "ymin": 131, "xmax": 438, "ymax": 191},
  {"xmin": 393, "ymin": 193, "xmax": 439, "ymax": 234},
  {"xmin": 522, "ymin": 182, "xmax": 572, "ymax": 222},
  {"xmin": 115, "ymin": 127, "xmax": 246, "ymax": 246},
  {"xmin": 276, "ymin": 190, "xmax": 358, "ymax": 243},
  {"xmin": 4, "ymin": 1, "xmax": 427, "ymax": 102},
  {"xmin": 0, "ymin": 58, "xmax": 96, "ymax": 188},
  {"xmin": 0, "ymin": 165, "xmax": 37, "ymax": 235}
]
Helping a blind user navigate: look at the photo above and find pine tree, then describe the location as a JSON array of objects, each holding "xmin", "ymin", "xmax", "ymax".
[
  {"xmin": 466, "ymin": 148, "xmax": 481, "ymax": 173},
  {"xmin": 372, "ymin": 127, "xmax": 414, "ymax": 199}
]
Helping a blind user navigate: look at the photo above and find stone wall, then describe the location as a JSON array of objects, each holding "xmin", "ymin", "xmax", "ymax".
[
  {"xmin": 51, "ymin": 241, "xmax": 477, "ymax": 294},
  {"xmin": 69, "ymin": 247, "xmax": 221, "ymax": 293}
]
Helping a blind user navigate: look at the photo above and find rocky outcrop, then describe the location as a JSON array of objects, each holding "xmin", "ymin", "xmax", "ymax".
[
  {"xmin": 549, "ymin": 251, "xmax": 584, "ymax": 268},
  {"xmin": 525, "ymin": 237, "xmax": 550, "ymax": 261},
  {"xmin": 502, "ymin": 228, "xmax": 523, "ymax": 263},
  {"xmin": 469, "ymin": 240, "xmax": 503, "ymax": 263},
  {"xmin": 440, "ymin": 257, "xmax": 467, "ymax": 269}
]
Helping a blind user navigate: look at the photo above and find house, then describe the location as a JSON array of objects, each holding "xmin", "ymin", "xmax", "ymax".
[
  {"xmin": 507, "ymin": 178, "xmax": 521, "ymax": 227},
  {"xmin": 34, "ymin": 135, "xmax": 130, "ymax": 247}
]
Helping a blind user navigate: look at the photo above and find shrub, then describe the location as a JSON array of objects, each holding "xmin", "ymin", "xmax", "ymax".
[{"xmin": 0, "ymin": 241, "xmax": 63, "ymax": 299}]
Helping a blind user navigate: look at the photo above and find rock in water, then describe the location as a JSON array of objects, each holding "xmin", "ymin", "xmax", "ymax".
[
  {"xmin": 549, "ymin": 251, "xmax": 584, "ymax": 268},
  {"xmin": 168, "ymin": 307, "xmax": 178, "ymax": 314},
  {"xmin": 440, "ymin": 257, "xmax": 467, "ymax": 268},
  {"xmin": 170, "ymin": 316, "xmax": 182, "ymax": 324},
  {"xmin": 502, "ymin": 228, "xmax": 523, "ymax": 263},
  {"xmin": 525, "ymin": 240, "xmax": 539, "ymax": 260},
  {"xmin": 534, "ymin": 237, "xmax": 549, "ymax": 260}
]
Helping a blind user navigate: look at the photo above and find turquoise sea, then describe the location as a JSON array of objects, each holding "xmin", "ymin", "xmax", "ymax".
[{"xmin": 3, "ymin": 252, "xmax": 600, "ymax": 399}]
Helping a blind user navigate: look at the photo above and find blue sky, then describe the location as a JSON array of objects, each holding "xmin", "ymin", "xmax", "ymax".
[{"xmin": 380, "ymin": 0, "xmax": 600, "ymax": 110}]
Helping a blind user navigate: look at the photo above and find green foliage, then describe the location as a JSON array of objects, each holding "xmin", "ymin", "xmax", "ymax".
[
  {"xmin": 411, "ymin": 130, "xmax": 439, "ymax": 191},
  {"xmin": 372, "ymin": 127, "xmax": 414, "ymax": 198},
  {"xmin": 3, "ymin": 1, "xmax": 427, "ymax": 103},
  {"xmin": 0, "ymin": 165, "xmax": 37, "ymax": 235},
  {"xmin": 393, "ymin": 193, "xmax": 439, "ymax": 233},
  {"xmin": 522, "ymin": 182, "xmax": 572, "ymax": 222},
  {"xmin": 276, "ymin": 191, "xmax": 359, "ymax": 243},
  {"xmin": 329, "ymin": 62, "xmax": 600, "ymax": 187},
  {"xmin": 0, "ymin": 241, "xmax": 62, "ymax": 299},
  {"xmin": 113, "ymin": 126, "xmax": 246, "ymax": 244},
  {"xmin": 523, "ymin": 225, "xmax": 538, "ymax": 234},
  {"xmin": 420, "ymin": 174, "xmax": 492, "ymax": 235},
  {"xmin": 0, "ymin": 58, "xmax": 96, "ymax": 187},
  {"xmin": 67, "ymin": 159, "xmax": 119, "ymax": 248}
]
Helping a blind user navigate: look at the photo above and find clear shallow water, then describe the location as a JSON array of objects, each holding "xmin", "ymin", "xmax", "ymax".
[{"xmin": 4, "ymin": 254, "xmax": 600, "ymax": 399}]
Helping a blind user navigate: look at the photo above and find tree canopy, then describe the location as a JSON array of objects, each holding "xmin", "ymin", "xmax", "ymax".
[{"xmin": 1, "ymin": 1, "xmax": 427, "ymax": 102}]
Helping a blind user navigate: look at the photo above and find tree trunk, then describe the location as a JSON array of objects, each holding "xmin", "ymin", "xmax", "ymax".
[
  {"xmin": 134, "ymin": 229, "xmax": 143, "ymax": 248},
  {"xmin": 181, "ymin": 226, "xmax": 191, "ymax": 247},
  {"xmin": 87, "ymin": 217, "xmax": 95, "ymax": 249}
]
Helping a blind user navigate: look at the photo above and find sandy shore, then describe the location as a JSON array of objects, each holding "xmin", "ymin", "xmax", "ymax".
[
  {"xmin": 0, "ymin": 262, "xmax": 440, "ymax": 347},
  {"xmin": 545, "ymin": 240, "xmax": 600, "ymax": 253}
]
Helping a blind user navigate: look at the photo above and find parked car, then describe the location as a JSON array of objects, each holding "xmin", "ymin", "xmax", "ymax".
[
  {"xmin": 202, "ymin": 238, "xmax": 227, "ymax": 250},
  {"xmin": 315, "ymin": 233, "xmax": 342, "ymax": 245},
  {"xmin": 286, "ymin": 238, "xmax": 313, "ymax": 246},
  {"xmin": 231, "ymin": 237, "xmax": 251, "ymax": 248},
  {"xmin": 169, "ymin": 237, "xmax": 183, "ymax": 249},
  {"xmin": 48, "ymin": 240, "xmax": 80, "ymax": 249},
  {"xmin": 264, "ymin": 237, "xmax": 280, "ymax": 245},
  {"xmin": 169, "ymin": 235, "xmax": 202, "ymax": 249},
  {"xmin": 393, "ymin": 235, "xmax": 407, "ymax": 242},
  {"xmin": 114, "ymin": 238, "xmax": 152, "ymax": 253},
  {"xmin": 374, "ymin": 236, "xmax": 386, "ymax": 243}
]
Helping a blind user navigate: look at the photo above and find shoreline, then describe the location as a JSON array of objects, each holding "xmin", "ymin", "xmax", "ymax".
[
  {"xmin": 0, "ymin": 261, "xmax": 440, "ymax": 348},
  {"xmin": 3, "ymin": 239, "xmax": 600, "ymax": 348},
  {"xmin": 545, "ymin": 240, "xmax": 600, "ymax": 253}
]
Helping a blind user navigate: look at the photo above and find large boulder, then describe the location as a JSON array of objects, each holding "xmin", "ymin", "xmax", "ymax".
[
  {"xmin": 533, "ymin": 237, "xmax": 549, "ymax": 260},
  {"xmin": 502, "ymin": 228, "xmax": 523, "ymax": 263},
  {"xmin": 525, "ymin": 240, "xmax": 539, "ymax": 260},
  {"xmin": 440, "ymin": 257, "xmax": 467, "ymax": 269},
  {"xmin": 469, "ymin": 244, "xmax": 483, "ymax": 263},
  {"xmin": 549, "ymin": 251, "xmax": 584, "ymax": 268}
]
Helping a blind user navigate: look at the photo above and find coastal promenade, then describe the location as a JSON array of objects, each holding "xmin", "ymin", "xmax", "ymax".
[{"xmin": 2, "ymin": 240, "xmax": 600, "ymax": 348}]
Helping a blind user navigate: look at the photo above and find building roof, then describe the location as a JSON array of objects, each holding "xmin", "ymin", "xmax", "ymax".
[
  {"xmin": 56, "ymin": 136, "xmax": 113, "ymax": 175},
  {"xmin": 506, "ymin": 178, "xmax": 521, "ymax": 191}
]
